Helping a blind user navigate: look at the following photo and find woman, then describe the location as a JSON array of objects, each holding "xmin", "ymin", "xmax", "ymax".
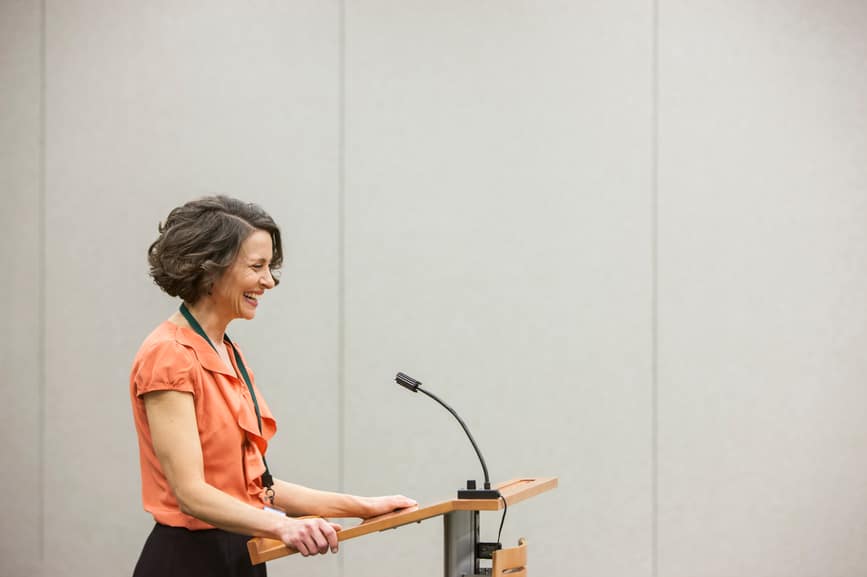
[{"xmin": 130, "ymin": 196, "xmax": 415, "ymax": 576}]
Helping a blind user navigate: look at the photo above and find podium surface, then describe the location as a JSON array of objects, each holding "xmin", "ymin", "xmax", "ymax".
[{"xmin": 248, "ymin": 476, "xmax": 557, "ymax": 573}]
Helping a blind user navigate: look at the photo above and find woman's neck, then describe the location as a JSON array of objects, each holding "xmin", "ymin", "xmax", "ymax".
[{"xmin": 181, "ymin": 299, "xmax": 230, "ymax": 346}]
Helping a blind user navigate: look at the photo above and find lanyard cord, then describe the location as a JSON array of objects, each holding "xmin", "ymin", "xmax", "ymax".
[{"xmin": 178, "ymin": 304, "xmax": 275, "ymax": 503}]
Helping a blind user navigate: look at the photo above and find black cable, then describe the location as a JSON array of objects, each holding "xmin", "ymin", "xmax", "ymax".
[{"xmin": 497, "ymin": 494, "xmax": 508, "ymax": 544}]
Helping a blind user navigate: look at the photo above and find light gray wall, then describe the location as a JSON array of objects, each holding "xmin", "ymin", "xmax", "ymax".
[
  {"xmin": 341, "ymin": 3, "xmax": 653, "ymax": 575},
  {"xmin": 1, "ymin": 2, "xmax": 865, "ymax": 577},
  {"xmin": 657, "ymin": 2, "xmax": 867, "ymax": 576},
  {"xmin": 0, "ymin": 1, "xmax": 42, "ymax": 576}
]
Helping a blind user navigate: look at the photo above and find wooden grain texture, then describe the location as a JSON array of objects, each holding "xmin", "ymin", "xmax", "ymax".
[{"xmin": 247, "ymin": 477, "xmax": 557, "ymax": 565}]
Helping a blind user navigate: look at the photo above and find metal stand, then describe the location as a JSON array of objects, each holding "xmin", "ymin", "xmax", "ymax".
[{"xmin": 444, "ymin": 510, "xmax": 481, "ymax": 577}]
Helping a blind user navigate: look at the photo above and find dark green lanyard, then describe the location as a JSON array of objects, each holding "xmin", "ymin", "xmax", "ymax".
[{"xmin": 179, "ymin": 304, "xmax": 275, "ymax": 503}]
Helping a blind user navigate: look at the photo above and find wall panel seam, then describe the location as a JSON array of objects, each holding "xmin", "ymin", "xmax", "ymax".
[
  {"xmin": 38, "ymin": 0, "xmax": 47, "ymax": 568},
  {"xmin": 651, "ymin": 0, "xmax": 660, "ymax": 576},
  {"xmin": 337, "ymin": 1, "xmax": 347, "ymax": 576}
]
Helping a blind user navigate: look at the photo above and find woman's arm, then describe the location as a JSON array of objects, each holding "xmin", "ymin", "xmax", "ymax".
[
  {"xmin": 144, "ymin": 390, "xmax": 342, "ymax": 555},
  {"xmin": 270, "ymin": 478, "xmax": 417, "ymax": 519}
]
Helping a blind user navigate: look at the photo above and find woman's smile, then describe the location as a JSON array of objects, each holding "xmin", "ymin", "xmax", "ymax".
[{"xmin": 243, "ymin": 291, "xmax": 262, "ymax": 308}]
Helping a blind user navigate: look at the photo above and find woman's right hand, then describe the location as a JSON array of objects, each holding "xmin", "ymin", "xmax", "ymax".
[{"xmin": 277, "ymin": 516, "xmax": 343, "ymax": 556}]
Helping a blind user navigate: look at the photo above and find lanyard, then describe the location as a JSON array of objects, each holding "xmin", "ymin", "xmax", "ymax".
[{"xmin": 179, "ymin": 303, "xmax": 275, "ymax": 503}]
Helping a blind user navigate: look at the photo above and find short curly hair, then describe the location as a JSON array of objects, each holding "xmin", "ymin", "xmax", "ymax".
[{"xmin": 148, "ymin": 196, "xmax": 283, "ymax": 304}]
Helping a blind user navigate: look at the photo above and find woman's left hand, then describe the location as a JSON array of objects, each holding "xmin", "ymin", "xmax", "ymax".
[{"xmin": 360, "ymin": 495, "xmax": 418, "ymax": 518}]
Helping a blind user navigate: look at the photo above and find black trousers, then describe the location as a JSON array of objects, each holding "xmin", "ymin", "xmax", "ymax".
[{"xmin": 133, "ymin": 523, "xmax": 267, "ymax": 577}]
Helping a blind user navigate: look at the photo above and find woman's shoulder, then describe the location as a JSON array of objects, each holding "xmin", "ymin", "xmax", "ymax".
[
  {"xmin": 133, "ymin": 321, "xmax": 196, "ymax": 368},
  {"xmin": 131, "ymin": 321, "xmax": 201, "ymax": 394}
]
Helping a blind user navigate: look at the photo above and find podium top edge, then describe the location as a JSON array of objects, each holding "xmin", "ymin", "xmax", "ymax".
[{"xmin": 452, "ymin": 476, "xmax": 559, "ymax": 511}]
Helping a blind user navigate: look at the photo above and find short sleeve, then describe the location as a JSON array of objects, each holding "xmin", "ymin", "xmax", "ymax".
[{"xmin": 133, "ymin": 339, "xmax": 198, "ymax": 398}]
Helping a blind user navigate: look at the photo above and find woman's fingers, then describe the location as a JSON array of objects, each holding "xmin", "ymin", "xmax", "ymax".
[
  {"xmin": 364, "ymin": 494, "xmax": 418, "ymax": 516},
  {"xmin": 390, "ymin": 495, "xmax": 418, "ymax": 509},
  {"xmin": 310, "ymin": 526, "xmax": 330, "ymax": 554},
  {"xmin": 284, "ymin": 517, "xmax": 341, "ymax": 556},
  {"xmin": 327, "ymin": 521, "xmax": 344, "ymax": 552},
  {"xmin": 295, "ymin": 540, "xmax": 311, "ymax": 556}
]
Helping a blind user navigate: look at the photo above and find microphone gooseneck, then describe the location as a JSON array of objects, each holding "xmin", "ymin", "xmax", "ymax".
[
  {"xmin": 419, "ymin": 387, "xmax": 492, "ymax": 489},
  {"xmin": 395, "ymin": 372, "xmax": 500, "ymax": 499}
]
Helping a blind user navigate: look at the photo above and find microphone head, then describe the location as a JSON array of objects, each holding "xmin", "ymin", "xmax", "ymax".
[{"xmin": 395, "ymin": 372, "xmax": 422, "ymax": 392}]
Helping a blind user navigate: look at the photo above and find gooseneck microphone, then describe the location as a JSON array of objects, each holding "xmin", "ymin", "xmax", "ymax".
[{"xmin": 395, "ymin": 372, "xmax": 500, "ymax": 499}]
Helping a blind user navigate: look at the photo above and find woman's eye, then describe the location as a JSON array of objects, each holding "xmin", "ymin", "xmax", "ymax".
[{"xmin": 252, "ymin": 264, "xmax": 263, "ymax": 270}]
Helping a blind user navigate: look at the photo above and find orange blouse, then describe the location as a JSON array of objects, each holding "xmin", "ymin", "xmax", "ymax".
[{"xmin": 129, "ymin": 321, "xmax": 277, "ymax": 530}]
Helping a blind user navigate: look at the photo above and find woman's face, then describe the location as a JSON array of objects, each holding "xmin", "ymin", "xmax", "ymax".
[{"xmin": 211, "ymin": 229, "xmax": 276, "ymax": 321}]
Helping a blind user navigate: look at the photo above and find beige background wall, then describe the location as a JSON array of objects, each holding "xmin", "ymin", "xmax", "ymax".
[
  {"xmin": 657, "ymin": 2, "xmax": 867, "ymax": 575},
  {"xmin": 1, "ymin": 1, "xmax": 865, "ymax": 577},
  {"xmin": 1, "ymin": 1, "xmax": 42, "ymax": 576}
]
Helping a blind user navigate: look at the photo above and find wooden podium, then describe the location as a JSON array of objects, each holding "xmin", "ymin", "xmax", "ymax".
[{"xmin": 248, "ymin": 477, "xmax": 557, "ymax": 577}]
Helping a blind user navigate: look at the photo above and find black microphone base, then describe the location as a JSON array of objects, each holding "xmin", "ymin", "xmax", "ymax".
[{"xmin": 457, "ymin": 488, "xmax": 502, "ymax": 499}]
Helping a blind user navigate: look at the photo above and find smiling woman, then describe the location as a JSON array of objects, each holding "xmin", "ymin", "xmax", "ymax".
[{"xmin": 130, "ymin": 196, "xmax": 416, "ymax": 577}]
